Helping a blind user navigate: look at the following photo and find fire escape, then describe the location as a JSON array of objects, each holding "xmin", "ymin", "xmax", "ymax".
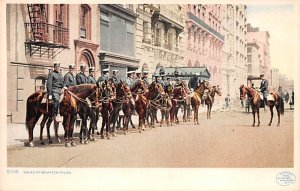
[{"xmin": 24, "ymin": 4, "xmax": 69, "ymax": 59}]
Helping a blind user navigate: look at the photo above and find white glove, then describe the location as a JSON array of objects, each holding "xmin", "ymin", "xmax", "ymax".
[
  {"xmin": 49, "ymin": 95, "xmax": 52, "ymax": 100},
  {"xmin": 63, "ymin": 86, "xmax": 68, "ymax": 90}
]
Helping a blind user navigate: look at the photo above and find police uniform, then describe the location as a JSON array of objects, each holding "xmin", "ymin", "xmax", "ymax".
[
  {"xmin": 142, "ymin": 76, "xmax": 150, "ymax": 86},
  {"xmin": 259, "ymin": 75, "xmax": 269, "ymax": 103},
  {"xmin": 97, "ymin": 74, "xmax": 109, "ymax": 83},
  {"xmin": 47, "ymin": 63, "xmax": 63, "ymax": 117},
  {"xmin": 87, "ymin": 67, "xmax": 97, "ymax": 84},
  {"xmin": 63, "ymin": 65, "xmax": 77, "ymax": 88},
  {"xmin": 76, "ymin": 71, "xmax": 87, "ymax": 85},
  {"xmin": 125, "ymin": 71, "xmax": 134, "ymax": 88},
  {"xmin": 109, "ymin": 76, "xmax": 119, "ymax": 84},
  {"xmin": 188, "ymin": 76, "xmax": 198, "ymax": 90}
]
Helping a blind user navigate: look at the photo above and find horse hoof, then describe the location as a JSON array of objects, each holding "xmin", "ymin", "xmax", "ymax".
[
  {"xmin": 101, "ymin": 135, "xmax": 105, "ymax": 139},
  {"xmin": 91, "ymin": 137, "xmax": 95, "ymax": 141},
  {"xmin": 84, "ymin": 140, "xmax": 89, "ymax": 144},
  {"xmin": 48, "ymin": 140, "xmax": 53, "ymax": 144},
  {"xmin": 29, "ymin": 142, "xmax": 35, "ymax": 147},
  {"xmin": 142, "ymin": 128, "xmax": 145, "ymax": 131},
  {"xmin": 97, "ymin": 132, "xmax": 100, "ymax": 135},
  {"xmin": 268, "ymin": 123, "xmax": 271, "ymax": 126},
  {"xmin": 65, "ymin": 142, "xmax": 71, "ymax": 147},
  {"xmin": 80, "ymin": 140, "xmax": 84, "ymax": 144},
  {"xmin": 40, "ymin": 141, "xmax": 45, "ymax": 145},
  {"xmin": 139, "ymin": 130, "xmax": 142, "ymax": 133},
  {"xmin": 277, "ymin": 124, "xmax": 280, "ymax": 127},
  {"xmin": 71, "ymin": 142, "xmax": 76, "ymax": 146},
  {"xmin": 252, "ymin": 124, "xmax": 255, "ymax": 127},
  {"xmin": 107, "ymin": 136, "xmax": 111, "ymax": 140},
  {"xmin": 112, "ymin": 133, "xmax": 116, "ymax": 137},
  {"xmin": 132, "ymin": 126, "xmax": 136, "ymax": 129},
  {"xmin": 57, "ymin": 138, "xmax": 61, "ymax": 143},
  {"xmin": 257, "ymin": 125, "xmax": 260, "ymax": 127}
]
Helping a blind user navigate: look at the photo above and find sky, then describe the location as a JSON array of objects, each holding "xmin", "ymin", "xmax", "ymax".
[{"xmin": 247, "ymin": 4, "xmax": 298, "ymax": 80}]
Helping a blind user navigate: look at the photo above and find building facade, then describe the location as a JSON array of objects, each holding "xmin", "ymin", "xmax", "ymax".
[
  {"xmin": 135, "ymin": 4, "xmax": 186, "ymax": 74},
  {"xmin": 246, "ymin": 24, "xmax": 271, "ymax": 81},
  {"xmin": 99, "ymin": 4, "xmax": 140, "ymax": 79},
  {"xmin": 7, "ymin": 4, "xmax": 100, "ymax": 123},
  {"xmin": 221, "ymin": 5, "xmax": 247, "ymax": 101},
  {"xmin": 185, "ymin": 4, "xmax": 224, "ymax": 86}
]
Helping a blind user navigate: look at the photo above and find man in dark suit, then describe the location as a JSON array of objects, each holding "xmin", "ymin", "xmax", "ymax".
[{"xmin": 259, "ymin": 73, "xmax": 269, "ymax": 105}]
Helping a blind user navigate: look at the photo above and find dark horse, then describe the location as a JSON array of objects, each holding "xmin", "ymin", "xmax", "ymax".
[
  {"xmin": 239, "ymin": 85, "xmax": 284, "ymax": 127},
  {"xmin": 130, "ymin": 80, "xmax": 148, "ymax": 132},
  {"xmin": 203, "ymin": 85, "xmax": 222, "ymax": 119},
  {"xmin": 146, "ymin": 82, "xmax": 167, "ymax": 127},
  {"xmin": 99, "ymin": 80, "xmax": 114, "ymax": 139},
  {"xmin": 115, "ymin": 81, "xmax": 134, "ymax": 135}
]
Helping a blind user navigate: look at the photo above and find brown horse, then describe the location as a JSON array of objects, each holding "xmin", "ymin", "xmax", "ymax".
[
  {"xmin": 25, "ymin": 91, "xmax": 60, "ymax": 146},
  {"xmin": 203, "ymin": 85, "xmax": 222, "ymax": 119},
  {"xmin": 190, "ymin": 81, "xmax": 208, "ymax": 125},
  {"xmin": 130, "ymin": 80, "xmax": 148, "ymax": 132},
  {"xmin": 99, "ymin": 81, "xmax": 114, "ymax": 139},
  {"xmin": 115, "ymin": 81, "xmax": 134, "ymax": 135},
  {"xmin": 146, "ymin": 82, "xmax": 167, "ymax": 127},
  {"xmin": 60, "ymin": 84, "xmax": 101, "ymax": 147}
]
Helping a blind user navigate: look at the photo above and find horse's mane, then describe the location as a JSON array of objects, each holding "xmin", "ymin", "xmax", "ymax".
[{"xmin": 68, "ymin": 84, "xmax": 96, "ymax": 93}]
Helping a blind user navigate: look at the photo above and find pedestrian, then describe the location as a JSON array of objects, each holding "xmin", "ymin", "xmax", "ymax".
[{"xmin": 47, "ymin": 62, "xmax": 64, "ymax": 122}]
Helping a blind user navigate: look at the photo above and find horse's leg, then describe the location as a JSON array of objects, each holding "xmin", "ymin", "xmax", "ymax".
[
  {"xmin": 276, "ymin": 104, "xmax": 280, "ymax": 126},
  {"xmin": 106, "ymin": 113, "xmax": 111, "ymax": 139},
  {"xmin": 251, "ymin": 107, "xmax": 256, "ymax": 127},
  {"xmin": 70, "ymin": 113, "xmax": 77, "ymax": 146},
  {"xmin": 46, "ymin": 117, "xmax": 54, "ymax": 144},
  {"xmin": 39, "ymin": 114, "xmax": 48, "ymax": 145},
  {"xmin": 196, "ymin": 105, "xmax": 199, "ymax": 125},
  {"xmin": 257, "ymin": 107, "xmax": 260, "ymax": 127},
  {"xmin": 268, "ymin": 104, "xmax": 274, "ymax": 126},
  {"xmin": 63, "ymin": 114, "xmax": 71, "ymax": 147},
  {"xmin": 124, "ymin": 114, "xmax": 130, "ymax": 135},
  {"xmin": 209, "ymin": 104, "xmax": 212, "ymax": 119},
  {"xmin": 100, "ymin": 114, "xmax": 105, "ymax": 139},
  {"xmin": 193, "ymin": 105, "xmax": 196, "ymax": 125},
  {"xmin": 28, "ymin": 112, "xmax": 42, "ymax": 147}
]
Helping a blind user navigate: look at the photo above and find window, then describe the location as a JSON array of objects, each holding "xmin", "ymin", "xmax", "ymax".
[
  {"xmin": 100, "ymin": 12, "xmax": 109, "ymax": 51},
  {"xmin": 53, "ymin": 4, "xmax": 69, "ymax": 45},
  {"xmin": 80, "ymin": 5, "xmax": 91, "ymax": 39},
  {"xmin": 154, "ymin": 28, "xmax": 161, "ymax": 46},
  {"xmin": 247, "ymin": 47, "xmax": 252, "ymax": 53},
  {"xmin": 35, "ymin": 77, "xmax": 46, "ymax": 92},
  {"xmin": 247, "ymin": 55, "xmax": 252, "ymax": 62}
]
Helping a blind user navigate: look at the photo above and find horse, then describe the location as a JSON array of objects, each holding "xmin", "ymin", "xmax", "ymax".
[
  {"xmin": 190, "ymin": 81, "xmax": 209, "ymax": 125},
  {"xmin": 203, "ymin": 85, "xmax": 222, "ymax": 119},
  {"xmin": 99, "ymin": 80, "xmax": 114, "ymax": 139},
  {"xmin": 239, "ymin": 85, "xmax": 284, "ymax": 127},
  {"xmin": 60, "ymin": 84, "xmax": 101, "ymax": 147},
  {"xmin": 176, "ymin": 81, "xmax": 191, "ymax": 123},
  {"xmin": 25, "ymin": 91, "xmax": 60, "ymax": 146},
  {"xmin": 146, "ymin": 82, "xmax": 167, "ymax": 127},
  {"xmin": 130, "ymin": 80, "xmax": 148, "ymax": 132}
]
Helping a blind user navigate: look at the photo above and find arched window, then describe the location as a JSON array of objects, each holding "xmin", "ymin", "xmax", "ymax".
[{"xmin": 80, "ymin": 4, "xmax": 91, "ymax": 39}]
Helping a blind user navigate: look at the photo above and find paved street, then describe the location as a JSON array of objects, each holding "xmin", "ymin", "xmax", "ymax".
[{"xmin": 7, "ymin": 107, "xmax": 294, "ymax": 168}]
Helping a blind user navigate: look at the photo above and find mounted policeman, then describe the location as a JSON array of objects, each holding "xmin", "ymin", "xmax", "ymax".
[
  {"xmin": 109, "ymin": 70, "xmax": 119, "ymax": 85},
  {"xmin": 97, "ymin": 68, "xmax": 109, "ymax": 84},
  {"xmin": 76, "ymin": 64, "xmax": 87, "ymax": 85},
  {"xmin": 142, "ymin": 69, "xmax": 150, "ymax": 86},
  {"xmin": 87, "ymin": 67, "xmax": 97, "ymax": 84},
  {"xmin": 47, "ymin": 62, "xmax": 64, "ymax": 122},
  {"xmin": 259, "ymin": 73, "xmax": 269, "ymax": 105},
  {"xmin": 63, "ymin": 64, "xmax": 77, "ymax": 88}
]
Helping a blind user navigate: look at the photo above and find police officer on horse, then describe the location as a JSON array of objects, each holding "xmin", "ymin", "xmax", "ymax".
[
  {"xmin": 47, "ymin": 62, "xmax": 64, "ymax": 121},
  {"xmin": 188, "ymin": 73, "xmax": 200, "ymax": 91},
  {"xmin": 76, "ymin": 64, "xmax": 87, "ymax": 85},
  {"xmin": 87, "ymin": 67, "xmax": 97, "ymax": 84},
  {"xmin": 259, "ymin": 73, "xmax": 269, "ymax": 105},
  {"xmin": 125, "ymin": 71, "xmax": 134, "ymax": 88},
  {"xmin": 97, "ymin": 68, "xmax": 109, "ymax": 84},
  {"xmin": 142, "ymin": 70, "xmax": 150, "ymax": 86},
  {"xmin": 63, "ymin": 64, "xmax": 76, "ymax": 88},
  {"xmin": 109, "ymin": 70, "xmax": 119, "ymax": 85}
]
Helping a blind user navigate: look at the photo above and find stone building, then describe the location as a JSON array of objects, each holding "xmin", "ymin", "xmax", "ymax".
[
  {"xmin": 7, "ymin": 4, "xmax": 100, "ymax": 123},
  {"xmin": 185, "ymin": 4, "xmax": 224, "ymax": 86},
  {"xmin": 246, "ymin": 23, "xmax": 271, "ymax": 81},
  {"xmin": 222, "ymin": 5, "xmax": 247, "ymax": 101},
  {"xmin": 99, "ymin": 4, "xmax": 140, "ymax": 79},
  {"xmin": 135, "ymin": 4, "xmax": 186, "ymax": 74}
]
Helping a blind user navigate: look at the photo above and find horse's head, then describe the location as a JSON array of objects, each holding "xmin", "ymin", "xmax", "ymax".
[
  {"xmin": 116, "ymin": 80, "xmax": 131, "ymax": 98},
  {"xmin": 148, "ymin": 82, "xmax": 165, "ymax": 98},
  {"xmin": 239, "ymin": 84, "xmax": 246, "ymax": 100},
  {"xmin": 195, "ymin": 81, "xmax": 208, "ymax": 96},
  {"xmin": 214, "ymin": 85, "xmax": 222, "ymax": 96},
  {"xmin": 101, "ymin": 80, "xmax": 114, "ymax": 99},
  {"xmin": 131, "ymin": 80, "xmax": 147, "ymax": 93},
  {"xmin": 173, "ymin": 86, "xmax": 187, "ymax": 99}
]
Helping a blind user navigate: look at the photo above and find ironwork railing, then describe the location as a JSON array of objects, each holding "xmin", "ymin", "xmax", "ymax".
[{"xmin": 25, "ymin": 22, "xmax": 69, "ymax": 46}]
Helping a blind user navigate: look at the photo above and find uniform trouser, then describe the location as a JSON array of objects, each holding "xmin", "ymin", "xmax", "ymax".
[{"xmin": 52, "ymin": 92, "xmax": 61, "ymax": 117}]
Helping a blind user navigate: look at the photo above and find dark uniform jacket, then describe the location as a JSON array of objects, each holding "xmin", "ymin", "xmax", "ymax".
[
  {"xmin": 188, "ymin": 76, "xmax": 198, "ymax": 90},
  {"xmin": 259, "ymin": 79, "xmax": 269, "ymax": 97},
  {"xmin": 63, "ymin": 72, "xmax": 77, "ymax": 88},
  {"xmin": 97, "ymin": 74, "xmax": 108, "ymax": 83},
  {"xmin": 76, "ymin": 72, "xmax": 87, "ymax": 85},
  {"xmin": 142, "ymin": 77, "xmax": 150, "ymax": 86},
  {"xmin": 47, "ymin": 71, "xmax": 63, "ymax": 95},
  {"xmin": 87, "ymin": 74, "xmax": 97, "ymax": 84},
  {"xmin": 109, "ymin": 76, "xmax": 119, "ymax": 84}
]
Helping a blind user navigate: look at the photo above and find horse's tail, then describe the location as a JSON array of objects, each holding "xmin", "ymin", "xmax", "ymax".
[{"xmin": 279, "ymin": 97, "xmax": 285, "ymax": 115}]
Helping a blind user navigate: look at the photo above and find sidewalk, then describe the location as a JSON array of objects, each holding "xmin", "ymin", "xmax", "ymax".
[{"xmin": 6, "ymin": 104, "xmax": 242, "ymax": 148}]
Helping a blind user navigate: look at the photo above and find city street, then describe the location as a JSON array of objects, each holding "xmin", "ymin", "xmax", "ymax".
[{"xmin": 7, "ymin": 107, "xmax": 294, "ymax": 168}]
